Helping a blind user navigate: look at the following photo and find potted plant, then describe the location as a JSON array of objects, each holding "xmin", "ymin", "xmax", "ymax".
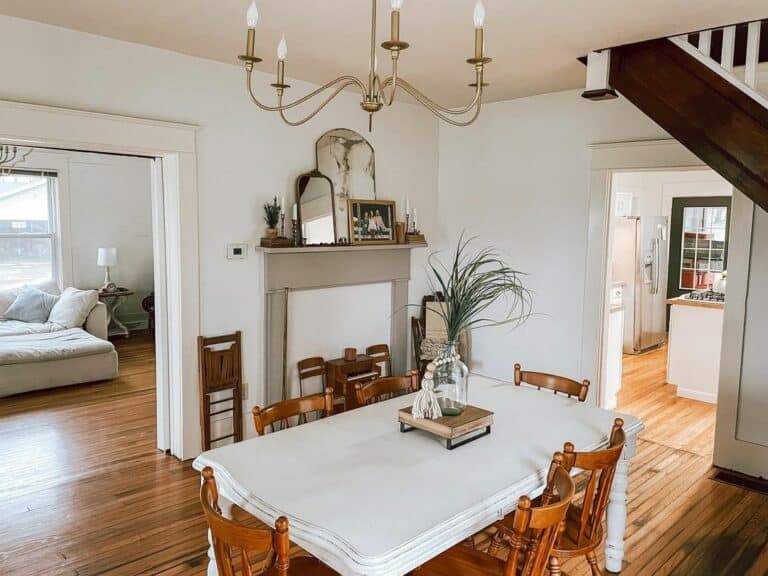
[
  {"xmin": 425, "ymin": 235, "xmax": 531, "ymax": 415},
  {"xmin": 263, "ymin": 196, "xmax": 281, "ymax": 240}
]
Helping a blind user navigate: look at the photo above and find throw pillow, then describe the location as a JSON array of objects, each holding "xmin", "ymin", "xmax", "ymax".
[
  {"xmin": 48, "ymin": 287, "xmax": 99, "ymax": 329},
  {"xmin": 4, "ymin": 287, "xmax": 60, "ymax": 323}
]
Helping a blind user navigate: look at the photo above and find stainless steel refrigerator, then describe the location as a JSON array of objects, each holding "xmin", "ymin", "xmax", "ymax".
[{"xmin": 612, "ymin": 216, "xmax": 669, "ymax": 354}]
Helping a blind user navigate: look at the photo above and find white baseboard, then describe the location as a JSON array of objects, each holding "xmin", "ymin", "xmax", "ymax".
[{"xmin": 676, "ymin": 387, "xmax": 718, "ymax": 404}]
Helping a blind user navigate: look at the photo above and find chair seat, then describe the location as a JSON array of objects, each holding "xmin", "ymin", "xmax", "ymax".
[
  {"xmin": 263, "ymin": 556, "xmax": 338, "ymax": 575},
  {"xmin": 553, "ymin": 504, "xmax": 604, "ymax": 555},
  {"xmin": 414, "ymin": 543, "xmax": 508, "ymax": 576}
]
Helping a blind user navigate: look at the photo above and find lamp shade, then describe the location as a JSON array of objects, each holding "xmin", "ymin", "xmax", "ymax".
[{"xmin": 97, "ymin": 247, "xmax": 118, "ymax": 267}]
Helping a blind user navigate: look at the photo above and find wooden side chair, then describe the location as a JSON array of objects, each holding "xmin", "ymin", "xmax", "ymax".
[
  {"xmin": 413, "ymin": 453, "xmax": 576, "ymax": 576},
  {"xmin": 355, "ymin": 370, "xmax": 419, "ymax": 406},
  {"xmin": 297, "ymin": 357, "xmax": 326, "ymax": 397},
  {"xmin": 491, "ymin": 419, "xmax": 626, "ymax": 576},
  {"xmin": 252, "ymin": 388, "xmax": 334, "ymax": 435},
  {"xmin": 365, "ymin": 344, "xmax": 392, "ymax": 377},
  {"xmin": 514, "ymin": 363, "xmax": 590, "ymax": 402},
  {"xmin": 198, "ymin": 332, "xmax": 244, "ymax": 450},
  {"xmin": 200, "ymin": 467, "xmax": 337, "ymax": 576}
]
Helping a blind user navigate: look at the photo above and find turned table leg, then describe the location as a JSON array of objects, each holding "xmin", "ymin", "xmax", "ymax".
[{"xmin": 605, "ymin": 434, "xmax": 637, "ymax": 573}]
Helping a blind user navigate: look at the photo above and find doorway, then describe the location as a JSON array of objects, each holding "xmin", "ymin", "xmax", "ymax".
[
  {"xmin": 0, "ymin": 99, "xmax": 199, "ymax": 459},
  {"xmin": 600, "ymin": 168, "xmax": 733, "ymax": 460}
]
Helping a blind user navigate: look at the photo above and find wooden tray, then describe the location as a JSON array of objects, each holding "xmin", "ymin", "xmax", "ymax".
[{"xmin": 398, "ymin": 405, "xmax": 493, "ymax": 450}]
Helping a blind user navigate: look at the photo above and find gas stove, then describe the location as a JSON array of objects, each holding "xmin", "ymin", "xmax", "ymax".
[{"xmin": 684, "ymin": 290, "xmax": 725, "ymax": 303}]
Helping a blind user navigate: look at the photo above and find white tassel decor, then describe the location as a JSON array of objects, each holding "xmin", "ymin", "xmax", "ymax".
[{"xmin": 412, "ymin": 361, "xmax": 443, "ymax": 420}]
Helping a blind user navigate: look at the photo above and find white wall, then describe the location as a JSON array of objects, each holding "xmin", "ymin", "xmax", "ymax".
[
  {"xmin": 0, "ymin": 15, "xmax": 439, "ymax": 416},
  {"xmin": 437, "ymin": 91, "xmax": 668, "ymax": 388}
]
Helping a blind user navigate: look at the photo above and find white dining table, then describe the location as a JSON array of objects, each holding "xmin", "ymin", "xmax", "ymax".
[{"xmin": 193, "ymin": 374, "xmax": 643, "ymax": 576}]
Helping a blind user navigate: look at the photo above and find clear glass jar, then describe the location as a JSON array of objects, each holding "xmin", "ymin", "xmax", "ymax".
[{"xmin": 434, "ymin": 341, "xmax": 469, "ymax": 416}]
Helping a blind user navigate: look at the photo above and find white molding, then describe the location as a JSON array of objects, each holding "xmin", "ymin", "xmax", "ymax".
[
  {"xmin": 0, "ymin": 99, "xmax": 200, "ymax": 460},
  {"xmin": 677, "ymin": 387, "xmax": 718, "ymax": 404}
]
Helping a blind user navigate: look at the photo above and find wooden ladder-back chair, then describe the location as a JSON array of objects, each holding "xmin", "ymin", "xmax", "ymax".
[
  {"xmin": 297, "ymin": 357, "xmax": 326, "ymax": 397},
  {"xmin": 365, "ymin": 344, "xmax": 392, "ymax": 377},
  {"xmin": 414, "ymin": 453, "xmax": 576, "ymax": 576},
  {"xmin": 355, "ymin": 370, "xmax": 419, "ymax": 406},
  {"xmin": 200, "ymin": 467, "xmax": 337, "ymax": 576},
  {"xmin": 198, "ymin": 332, "xmax": 243, "ymax": 451},
  {"xmin": 514, "ymin": 363, "xmax": 590, "ymax": 402},
  {"xmin": 549, "ymin": 418, "xmax": 626, "ymax": 576},
  {"xmin": 252, "ymin": 388, "xmax": 334, "ymax": 435}
]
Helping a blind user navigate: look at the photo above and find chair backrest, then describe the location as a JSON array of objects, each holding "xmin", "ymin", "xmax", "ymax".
[
  {"xmin": 355, "ymin": 370, "xmax": 419, "ymax": 406},
  {"xmin": 200, "ymin": 467, "xmax": 290, "ymax": 576},
  {"xmin": 506, "ymin": 453, "xmax": 576, "ymax": 576},
  {"xmin": 560, "ymin": 418, "xmax": 626, "ymax": 547},
  {"xmin": 252, "ymin": 388, "xmax": 334, "ymax": 435},
  {"xmin": 514, "ymin": 363, "xmax": 590, "ymax": 402},
  {"xmin": 366, "ymin": 344, "xmax": 392, "ymax": 376},
  {"xmin": 297, "ymin": 357, "xmax": 326, "ymax": 396},
  {"xmin": 198, "ymin": 332, "xmax": 243, "ymax": 450}
]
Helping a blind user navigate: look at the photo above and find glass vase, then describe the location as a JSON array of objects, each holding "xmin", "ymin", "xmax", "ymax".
[{"xmin": 434, "ymin": 341, "xmax": 469, "ymax": 416}]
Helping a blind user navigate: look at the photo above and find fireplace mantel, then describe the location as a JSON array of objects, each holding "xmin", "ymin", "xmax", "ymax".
[{"xmin": 260, "ymin": 243, "xmax": 427, "ymax": 405}]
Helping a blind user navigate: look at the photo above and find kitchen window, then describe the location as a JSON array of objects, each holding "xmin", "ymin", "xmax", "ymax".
[
  {"xmin": 667, "ymin": 196, "xmax": 731, "ymax": 300},
  {"xmin": 0, "ymin": 171, "xmax": 59, "ymax": 289}
]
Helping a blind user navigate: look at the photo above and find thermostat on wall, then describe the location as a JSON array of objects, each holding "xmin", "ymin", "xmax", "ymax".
[{"xmin": 227, "ymin": 243, "xmax": 249, "ymax": 260}]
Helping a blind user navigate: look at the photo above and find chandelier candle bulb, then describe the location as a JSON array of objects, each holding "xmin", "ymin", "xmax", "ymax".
[
  {"xmin": 277, "ymin": 35, "xmax": 287, "ymax": 61},
  {"xmin": 391, "ymin": 9, "xmax": 400, "ymax": 43}
]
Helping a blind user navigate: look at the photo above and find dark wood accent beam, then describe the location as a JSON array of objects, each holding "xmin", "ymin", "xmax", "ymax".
[{"xmin": 610, "ymin": 38, "xmax": 768, "ymax": 213}]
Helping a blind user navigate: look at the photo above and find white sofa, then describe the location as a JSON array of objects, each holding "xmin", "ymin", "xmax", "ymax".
[{"xmin": 0, "ymin": 282, "xmax": 118, "ymax": 397}]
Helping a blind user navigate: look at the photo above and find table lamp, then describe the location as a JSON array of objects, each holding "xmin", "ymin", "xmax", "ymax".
[{"xmin": 97, "ymin": 247, "xmax": 118, "ymax": 290}]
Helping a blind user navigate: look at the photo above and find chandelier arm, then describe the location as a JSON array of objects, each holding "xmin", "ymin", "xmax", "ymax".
[
  {"xmin": 375, "ymin": 58, "xmax": 399, "ymax": 107},
  {"xmin": 389, "ymin": 73, "xmax": 484, "ymax": 116},
  {"xmin": 247, "ymin": 70, "xmax": 366, "ymax": 112},
  {"xmin": 397, "ymin": 81, "xmax": 483, "ymax": 126},
  {"xmin": 278, "ymin": 80, "xmax": 358, "ymax": 126}
]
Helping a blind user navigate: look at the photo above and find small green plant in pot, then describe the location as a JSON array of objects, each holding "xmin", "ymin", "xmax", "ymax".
[
  {"xmin": 263, "ymin": 196, "xmax": 281, "ymax": 239},
  {"xmin": 425, "ymin": 235, "xmax": 532, "ymax": 416}
]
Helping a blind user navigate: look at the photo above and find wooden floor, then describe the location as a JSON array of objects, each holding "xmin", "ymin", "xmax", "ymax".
[{"xmin": 1, "ymin": 339, "xmax": 766, "ymax": 575}]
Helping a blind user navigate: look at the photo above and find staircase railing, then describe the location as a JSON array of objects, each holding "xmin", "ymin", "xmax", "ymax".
[{"xmin": 669, "ymin": 20, "xmax": 767, "ymax": 107}]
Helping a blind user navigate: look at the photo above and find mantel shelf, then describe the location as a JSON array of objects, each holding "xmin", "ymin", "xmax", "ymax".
[{"xmin": 257, "ymin": 242, "xmax": 428, "ymax": 254}]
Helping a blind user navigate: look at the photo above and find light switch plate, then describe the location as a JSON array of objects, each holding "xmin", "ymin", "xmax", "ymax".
[{"xmin": 227, "ymin": 243, "xmax": 248, "ymax": 260}]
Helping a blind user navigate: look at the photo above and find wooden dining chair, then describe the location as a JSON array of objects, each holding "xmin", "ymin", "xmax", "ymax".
[
  {"xmin": 491, "ymin": 419, "xmax": 626, "ymax": 576},
  {"xmin": 355, "ymin": 370, "xmax": 419, "ymax": 406},
  {"xmin": 200, "ymin": 467, "xmax": 337, "ymax": 576},
  {"xmin": 514, "ymin": 362, "xmax": 590, "ymax": 402},
  {"xmin": 297, "ymin": 357, "xmax": 326, "ymax": 397},
  {"xmin": 365, "ymin": 344, "xmax": 392, "ymax": 376},
  {"xmin": 252, "ymin": 388, "xmax": 334, "ymax": 435},
  {"xmin": 413, "ymin": 453, "xmax": 576, "ymax": 576}
]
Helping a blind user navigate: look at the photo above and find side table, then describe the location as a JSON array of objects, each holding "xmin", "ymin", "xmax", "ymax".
[{"xmin": 98, "ymin": 288, "xmax": 134, "ymax": 338}]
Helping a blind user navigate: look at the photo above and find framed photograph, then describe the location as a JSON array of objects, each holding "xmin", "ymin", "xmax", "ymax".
[{"xmin": 347, "ymin": 199, "xmax": 397, "ymax": 245}]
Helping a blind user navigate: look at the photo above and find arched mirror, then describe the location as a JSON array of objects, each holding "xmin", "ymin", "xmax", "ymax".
[
  {"xmin": 316, "ymin": 129, "xmax": 376, "ymax": 240},
  {"xmin": 295, "ymin": 170, "xmax": 336, "ymax": 245}
]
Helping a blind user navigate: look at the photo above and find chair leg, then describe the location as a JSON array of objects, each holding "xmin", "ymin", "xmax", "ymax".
[
  {"xmin": 488, "ymin": 528, "xmax": 505, "ymax": 556},
  {"xmin": 586, "ymin": 551, "xmax": 602, "ymax": 576},
  {"xmin": 549, "ymin": 556, "xmax": 562, "ymax": 576}
]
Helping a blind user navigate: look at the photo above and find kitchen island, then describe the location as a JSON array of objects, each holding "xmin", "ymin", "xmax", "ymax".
[{"xmin": 666, "ymin": 296, "xmax": 725, "ymax": 403}]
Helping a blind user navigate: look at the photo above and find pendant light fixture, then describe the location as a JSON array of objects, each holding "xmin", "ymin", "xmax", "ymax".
[{"xmin": 238, "ymin": 0, "xmax": 491, "ymax": 129}]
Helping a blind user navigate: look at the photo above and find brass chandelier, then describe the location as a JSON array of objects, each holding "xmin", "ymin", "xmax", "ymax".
[{"xmin": 239, "ymin": 0, "xmax": 491, "ymax": 129}]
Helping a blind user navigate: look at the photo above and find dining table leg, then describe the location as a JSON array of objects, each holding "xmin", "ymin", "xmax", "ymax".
[{"xmin": 604, "ymin": 433, "xmax": 637, "ymax": 573}]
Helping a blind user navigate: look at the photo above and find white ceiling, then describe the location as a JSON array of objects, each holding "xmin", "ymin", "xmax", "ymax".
[{"xmin": 0, "ymin": 0, "xmax": 765, "ymax": 104}]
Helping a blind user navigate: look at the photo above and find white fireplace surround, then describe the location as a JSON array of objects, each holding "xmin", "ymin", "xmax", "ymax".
[{"xmin": 260, "ymin": 244, "xmax": 425, "ymax": 405}]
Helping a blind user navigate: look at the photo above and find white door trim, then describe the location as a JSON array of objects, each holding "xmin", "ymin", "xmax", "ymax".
[
  {"xmin": 582, "ymin": 139, "xmax": 705, "ymax": 407},
  {"xmin": 0, "ymin": 99, "xmax": 201, "ymax": 460}
]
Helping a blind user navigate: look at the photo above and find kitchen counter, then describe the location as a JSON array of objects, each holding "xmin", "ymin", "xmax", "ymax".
[
  {"xmin": 666, "ymin": 296, "xmax": 725, "ymax": 310},
  {"xmin": 667, "ymin": 297, "xmax": 724, "ymax": 404}
]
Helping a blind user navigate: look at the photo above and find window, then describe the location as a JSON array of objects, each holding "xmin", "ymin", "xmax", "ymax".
[
  {"xmin": 0, "ymin": 172, "xmax": 58, "ymax": 289},
  {"xmin": 680, "ymin": 205, "xmax": 728, "ymax": 290}
]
